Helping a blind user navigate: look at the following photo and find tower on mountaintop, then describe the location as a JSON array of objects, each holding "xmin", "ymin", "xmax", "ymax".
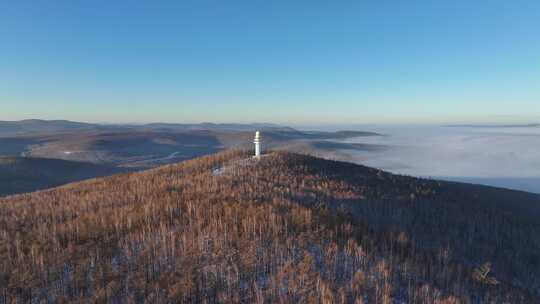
[{"xmin": 254, "ymin": 131, "xmax": 261, "ymax": 158}]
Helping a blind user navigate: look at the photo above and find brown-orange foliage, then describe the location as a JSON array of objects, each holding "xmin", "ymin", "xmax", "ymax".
[{"xmin": 0, "ymin": 150, "xmax": 539, "ymax": 303}]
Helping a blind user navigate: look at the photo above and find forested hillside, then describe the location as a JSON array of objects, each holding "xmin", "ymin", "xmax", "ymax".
[
  {"xmin": 0, "ymin": 151, "xmax": 539, "ymax": 303},
  {"xmin": 0, "ymin": 157, "xmax": 123, "ymax": 197}
]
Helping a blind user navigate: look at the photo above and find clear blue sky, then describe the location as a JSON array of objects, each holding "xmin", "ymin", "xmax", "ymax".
[{"xmin": 1, "ymin": 1, "xmax": 539, "ymax": 124}]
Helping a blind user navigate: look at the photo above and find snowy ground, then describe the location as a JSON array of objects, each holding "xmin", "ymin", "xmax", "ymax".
[{"xmin": 212, "ymin": 156, "xmax": 266, "ymax": 176}]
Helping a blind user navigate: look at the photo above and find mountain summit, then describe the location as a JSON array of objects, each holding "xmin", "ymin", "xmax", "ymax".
[{"xmin": 1, "ymin": 151, "xmax": 539, "ymax": 303}]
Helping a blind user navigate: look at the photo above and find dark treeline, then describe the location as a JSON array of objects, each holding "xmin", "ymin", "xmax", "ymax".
[{"xmin": 0, "ymin": 150, "xmax": 539, "ymax": 303}]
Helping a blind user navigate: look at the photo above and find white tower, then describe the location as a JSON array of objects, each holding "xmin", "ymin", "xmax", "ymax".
[{"xmin": 254, "ymin": 131, "xmax": 261, "ymax": 158}]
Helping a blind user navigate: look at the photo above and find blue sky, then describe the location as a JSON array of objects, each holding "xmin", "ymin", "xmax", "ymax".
[{"xmin": 1, "ymin": 0, "xmax": 539, "ymax": 124}]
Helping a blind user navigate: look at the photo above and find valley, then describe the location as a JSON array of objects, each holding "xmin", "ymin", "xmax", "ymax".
[{"xmin": 0, "ymin": 120, "xmax": 382, "ymax": 196}]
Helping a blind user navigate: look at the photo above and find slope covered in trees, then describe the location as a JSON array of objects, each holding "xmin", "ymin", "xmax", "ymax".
[
  {"xmin": 0, "ymin": 151, "xmax": 539, "ymax": 303},
  {"xmin": 0, "ymin": 157, "xmax": 124, "ymax": 197}
]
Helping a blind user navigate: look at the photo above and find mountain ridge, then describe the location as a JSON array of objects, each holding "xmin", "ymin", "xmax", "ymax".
[{"xmin": 1, "ymin": 151, "xmax": 538, "ymax": 302}]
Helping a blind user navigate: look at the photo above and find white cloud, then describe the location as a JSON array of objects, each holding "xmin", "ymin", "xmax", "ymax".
[{"xmin": 340, "ymin": 126, "xmax": 540, "ymax": 193}]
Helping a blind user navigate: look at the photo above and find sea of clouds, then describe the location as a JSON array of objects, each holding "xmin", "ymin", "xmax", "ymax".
[{"xmin": 336, "ymin": 125, "xmax": 540, "ymax": 194}]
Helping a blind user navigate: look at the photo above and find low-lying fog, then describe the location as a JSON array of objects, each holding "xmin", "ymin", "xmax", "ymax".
[{"xmin": 313, "ymin": 125, "xmax": 540, "ymax": 194}]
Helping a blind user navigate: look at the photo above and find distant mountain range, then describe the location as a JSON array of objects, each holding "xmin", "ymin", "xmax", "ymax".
[
  {"xmin": 0, "ymin": 119, "xmax": 109, "ymax": 136},
  {"xmin": 0, "ymin": 119, "xmax": 299, "ymax": 137},
  {"xmin": 0, "ymin": 119, "xmax": 382, "ymax": 196},
  {"xmin": 445, "ymin": 123, "xmax": 540, "ymax": 128}
]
